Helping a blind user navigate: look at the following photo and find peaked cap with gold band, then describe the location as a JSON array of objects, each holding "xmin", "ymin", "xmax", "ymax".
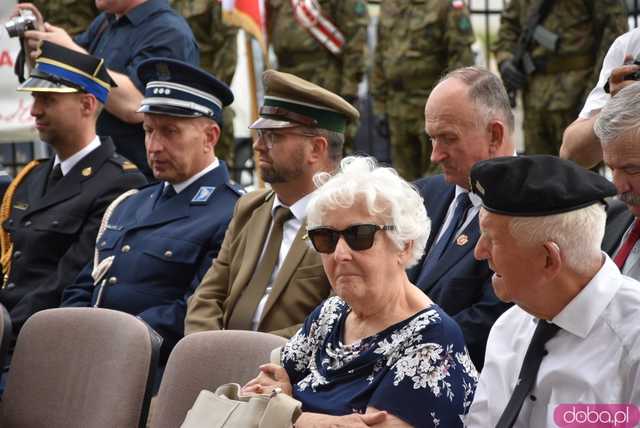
[
  {"xmin": 250, "ymin": 69, "xmax": 359, "ymax": 133},
  {"xmin": 136, "ymin": 58, "xmax": 234, "ymax": 125},
  {"xmin": 17, "ymin": 41, "xmax": 116, "ymax": 104}
]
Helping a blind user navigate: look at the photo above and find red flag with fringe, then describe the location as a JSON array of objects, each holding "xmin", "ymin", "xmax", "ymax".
[{"xmin": 222, "ymin": 0, "xmax": 267, "ymax": 54}]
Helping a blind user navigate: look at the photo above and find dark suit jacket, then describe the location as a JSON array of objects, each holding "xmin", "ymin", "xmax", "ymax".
[
  {"xmin": 408, "ymin": 175, "xmax": 511, "ymax": 370},
  {"xmin": 0, "ymin": 137, "xmax": 147, "ymax": 334},
  {"xmin": 603, "ymin": 198, "xmax": 634, "ymax": 256},
  {"xmin": 185, "ymin": 189, "xmax": 331, "ymax": 339},
  {"xmin": 62, "ymin": 162, "xmax": 242, "ymax": 362}
]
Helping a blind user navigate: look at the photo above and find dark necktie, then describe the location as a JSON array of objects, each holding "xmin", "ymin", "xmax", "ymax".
[
  {"xmin": 156, "ymin": 184, "xmax": 177, "ymax": 206},
  {"xmin": 495, "ymin": 320, "xmax": 561, "ymax": 428},
  {"xmin": 45, "ymin": 164, "xmax": 63, "ymax": 194},
  {"xmin": 227, "ymin": 206, "xmax": 293, "ymax": 330},
  {"xmin": 614, "ymin": 219, "xmax": 640, "ymax": 269},
  {"xmin": 417, "ymin": 192, "xmax": 472, "ymax": 283}
]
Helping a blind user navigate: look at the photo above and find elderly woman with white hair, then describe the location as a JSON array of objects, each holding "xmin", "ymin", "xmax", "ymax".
[{"xmin": 243, "ymin": 156, "xmax": 478, "ymax": 427}]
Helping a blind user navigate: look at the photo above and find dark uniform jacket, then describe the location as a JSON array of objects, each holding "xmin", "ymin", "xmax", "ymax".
[
  {"xmin": 62, "ymin": 162, "xmax": 242, "ymax": 362},
  {"xmin": 0, "ymin": 137, "xmax": 146, "ymax": 334},
  {"xmin": 408, "ymin": 175, "xmax": 511, "ymax": 370}
]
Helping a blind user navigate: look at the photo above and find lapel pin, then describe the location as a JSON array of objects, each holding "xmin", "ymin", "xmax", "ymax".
[
  {"xmin": 82, "ymin": 167, "xmax": 92, "ymax": 177},
  {"xmin": 456, "ymin": 234, "xmax": 469, "ymax": 246}
]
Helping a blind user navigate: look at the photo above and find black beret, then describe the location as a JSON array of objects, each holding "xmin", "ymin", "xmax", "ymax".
[
  {"xmin": 136, "ymin": 58, "xmax": 233, "ymax": 124},
  {"xmin": 469, "ymin": 155, "xmax": 617, "ymax": 216}
]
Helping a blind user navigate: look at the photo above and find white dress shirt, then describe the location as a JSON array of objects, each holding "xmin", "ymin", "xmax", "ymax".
[
  {"xmin": 579, "ymin": 28, "xmax": 640, "ymax": 119},
  {"xmin": 465, "ymin": 255, "xmax": 640, "ymax": 428},
  {"xmin": 432, "ymin": 185, "xmax": 481, "ymax": 246},
  {"xmin": 54, "ymin": 136, "xmax": 101, "ymax": 175},
  {"xmin": 250, "ymin": 192, "xmax": 312, "ymax": 330}
]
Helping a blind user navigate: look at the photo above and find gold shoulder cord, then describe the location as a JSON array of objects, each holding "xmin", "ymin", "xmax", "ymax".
[{"xmin": 0, "ymin": 160, "xmax": 42, "ymax": 288}]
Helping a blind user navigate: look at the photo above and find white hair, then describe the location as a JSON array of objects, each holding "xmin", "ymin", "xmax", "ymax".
[
  {"xmin": 508, "ymin": 203, "xmax": 606, "ymax": 275},
  {"xmin": 594, "ymin": 81, "xmax": 640, "ymax": 146},
  {"xmin": 306, "ymin": 156, "xmax": 430, "ymax": 268}
]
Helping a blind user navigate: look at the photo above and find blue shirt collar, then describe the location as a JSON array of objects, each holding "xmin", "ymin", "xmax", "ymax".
[{"xmin": 110, "ymin": 0, "xmax": 168, "ymax": 27}]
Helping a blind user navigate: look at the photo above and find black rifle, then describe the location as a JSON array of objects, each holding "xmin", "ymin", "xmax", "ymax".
[{"xmin": 506, "ymin": 0, "xmax": 558, "ymax": 107}]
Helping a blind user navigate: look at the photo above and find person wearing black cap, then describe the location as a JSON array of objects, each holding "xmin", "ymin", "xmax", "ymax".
[
  {"xmin": 0, "ymin": 42, "xmax": 146, "ymax": 337},
  {"xmin": 62, "ymin": 58, "xmax": 243, "ymax": 369},
  {"xmin": 595, "ymin": 82, "xmax": 640, "ymax": 280},
  {"xmin": 465, "ymin": 155, "xmax": 640, "ymax": 427},
  {"xmin": 408, "ymin": 67, "xmax": 514, "ymax": 370},
  {"xmin": 185, "ymin": 70, "xmax": 359, "ymax": 338}
]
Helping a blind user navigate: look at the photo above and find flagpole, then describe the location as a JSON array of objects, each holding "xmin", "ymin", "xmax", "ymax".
[{"xmin": 245, "ymin": 32, "xmax": 264, "ymax": 189}]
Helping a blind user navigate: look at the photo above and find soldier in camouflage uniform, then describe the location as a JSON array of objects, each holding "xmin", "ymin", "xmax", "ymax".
[
  {"xmin": 29, "ymin": 0, "xmax": 98, "ymax": 36},
  {"xmin": 171, "ymin": 0, "xmax": 239, "ymax": 166},
  {"xmin": 494, "ymin": 0, "xmax": 627, "ymax": 155},
  {"xmin": 372, "ymin": 1, "xmax": 476, "ymax": 181},
  {"xmin": 266, "ymin": 0, "xmax": 368, "ymax": 151}
]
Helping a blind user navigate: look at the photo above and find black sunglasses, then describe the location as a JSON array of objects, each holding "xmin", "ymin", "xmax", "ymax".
[{"xmin": 307, "ymin": 224, "xmax": 395, "ymax": 254}]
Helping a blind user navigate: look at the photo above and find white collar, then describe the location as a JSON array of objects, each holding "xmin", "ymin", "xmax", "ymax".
[
  {"xmin": 551, "ymin": 254, "xmax": 622, "ymax": 338},
  {"xmin": 272, "ymin": 192, "xmax": 312, "ymax": 221},
  {"xmin": 168, "ymin": 158, "xmax": 220, "ymax": 194},
  {"xmin": 53, "ymin": 135, "xmax": 101, "ymax": 176},
  {"xmin": 454, "ymin": 185, "xmax": 482, "ymax": 208}
]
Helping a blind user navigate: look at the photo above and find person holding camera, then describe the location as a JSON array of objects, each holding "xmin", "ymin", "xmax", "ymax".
[
  {"xmin": 561, "ymin": 28, "xmax": 640, "ymax": 168},
  {"xmin": 10, "ymin": 0, "xmax": 199, "ymax": 180}
]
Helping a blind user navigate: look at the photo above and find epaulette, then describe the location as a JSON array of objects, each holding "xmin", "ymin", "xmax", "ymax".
[
  {"xmin": 226, "ymin": 180, "xmax": 246, "ymax": 197},
  {"xmin": 109, "ymin": 153, "xmax": 139, "ymax": 172}
]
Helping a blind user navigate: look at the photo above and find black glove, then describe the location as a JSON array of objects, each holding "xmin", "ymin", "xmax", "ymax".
[
  {"xmin": 499, "ymin": 59, "xmax": 527, "ymax": 91},
  {"xmin": 376, "ymin": 115, "xmax": 390, "ymax": 139}
]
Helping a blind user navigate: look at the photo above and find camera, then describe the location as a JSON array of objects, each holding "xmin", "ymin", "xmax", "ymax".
[{"xmin": 4, "ymin": 9, "xmax": 37, "ymax": 38}]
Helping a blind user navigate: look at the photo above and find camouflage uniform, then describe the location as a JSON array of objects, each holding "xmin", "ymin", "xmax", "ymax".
[
  {"xmin": 372, "ymin": 1, "xmax": 475, "ymax": 181},
  {"xmin": 31, "ymin": 0, "xmax": 98, "ymax": 36},
  {"xmin": 266, "ymin": 0, "xmax": 369, "ymax": 151},
  {"xmin": 494, "ymin": 0, "xmax": 627, "ymax": 155},
  {"xmin": 171, "ymin": 0, "xmax": 239, "ymax": 166}
]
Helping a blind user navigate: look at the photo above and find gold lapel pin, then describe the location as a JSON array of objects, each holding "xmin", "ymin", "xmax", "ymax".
[
  {"xmin": 82, "ymin": 167, "xmax": 93, "ymax": 177},
  {"xmin": 456, "ymin": 234, "xmax": 469, "ymax": 246}
]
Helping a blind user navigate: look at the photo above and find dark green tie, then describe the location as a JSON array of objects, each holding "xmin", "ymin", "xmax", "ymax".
[{"xmin": 227, "ymin": 206, "xmax": 293, "ymax": 330}]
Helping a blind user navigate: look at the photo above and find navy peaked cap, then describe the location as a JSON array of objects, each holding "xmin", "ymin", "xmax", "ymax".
[
  {"xmin": 137, "ymin": 58, "xmax": 234, "ymax": 124},
  {"xmin": 470, "ymin": 155, "xmax": 617, "ymax": 216}
]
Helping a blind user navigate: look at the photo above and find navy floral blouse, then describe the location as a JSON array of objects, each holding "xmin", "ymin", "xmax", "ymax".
[{"xmin": 282, "ymin": 296, "xmax": 478, "ymax": 427}]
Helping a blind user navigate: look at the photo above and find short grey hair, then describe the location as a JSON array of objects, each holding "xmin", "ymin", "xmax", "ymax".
[
  {"xmin": 594, "ymin": 82, "xmax": 640, "ymax": 145},
  {"xmin": 440, "ymin": 66, "xmax": 515, "ymax": 133},
  {"xmin": 508, "ymin": 203, "xmax": 606, "ymax": 276},
  {"xmin": 306, "ymin": 156, "xmax": 430, "ymax": 268}
]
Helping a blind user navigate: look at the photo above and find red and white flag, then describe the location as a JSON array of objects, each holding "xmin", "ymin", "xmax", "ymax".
[{"xmin": 222, "ymin": 0, "xmax": 267, "ymax": 54}]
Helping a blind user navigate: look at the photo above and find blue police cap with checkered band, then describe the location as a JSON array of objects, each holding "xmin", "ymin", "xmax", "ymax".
[{"xmin": 136, "ymin": 58, "xmax": 233, "ymax": 125}]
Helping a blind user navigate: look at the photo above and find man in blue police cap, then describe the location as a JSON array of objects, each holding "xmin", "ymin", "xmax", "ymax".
[
  {"xmin": 62, "ymin": 58, "xmax": 243, "ymax": 369},
  {"xmin": 0, "ymin": 41, "xmax": 147, "ymax": 336}
]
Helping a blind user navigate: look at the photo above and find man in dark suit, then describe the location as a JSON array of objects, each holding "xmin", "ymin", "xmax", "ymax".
[
  {"xmin": 0, "ymin": 42, "xmax": 146, "ymax": 336},
  {"xmin": 62, "ymin": 58, "xmax": 243, "ymax": 366},
  {"xmin": 594, "ymin": 82, "xmax": 640, "ymax": 279},
  {"xmin": 408, "ymin": 67, "xmax": 515, "ymax": 369},
  {"xmin": 185, "ymin": 70, "xmax": 359, "ymax": 338}
]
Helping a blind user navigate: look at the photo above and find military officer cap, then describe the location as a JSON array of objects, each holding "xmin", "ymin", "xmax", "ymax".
[
  {"xmin": 250, "ymin": 69, "xmax": 359, "ymax": 133},
  {"xmin": 17, "ymin": 41, "xmax": 116, "ymax": 104},
  {"xmin": 470, "ymin": 155, "xmax": 617, "ymax": 217},
  {"xmin": 136, "ymin": 58, "xmax": 234, "ymax": 124}
]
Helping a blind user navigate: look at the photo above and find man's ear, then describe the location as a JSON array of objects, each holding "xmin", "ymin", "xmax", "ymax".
[
  {"xmin": 203, "ymin": 120, "xmax": 221, "ymax": 153},
  {"xmin": 542, "ymin": 241, "xmax": 562, "ymax": 279},
  {"xmin": 79, "ymin": 93, "xmax": 98, "ymax": 118},
  {"xmin": 487, "ymin": 120, "xmax": 505, "ymax": 156},
  {"xmin": 308, "ymin": 134, "xmax": 329, "ymax": 163}
]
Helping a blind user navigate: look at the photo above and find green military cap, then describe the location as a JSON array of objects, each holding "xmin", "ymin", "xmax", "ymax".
[{"xmin": 250, "ymin": 69, "xmax": 359, "ymax": 133}]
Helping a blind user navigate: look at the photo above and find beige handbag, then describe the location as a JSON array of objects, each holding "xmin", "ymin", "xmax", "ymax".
[{"xmin": 180, "ymin": 347, "xmax": 302, "ymax": 428}]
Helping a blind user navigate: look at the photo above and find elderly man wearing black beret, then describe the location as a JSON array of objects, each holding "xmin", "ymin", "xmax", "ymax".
[{"xmin": 465, "ymin": 155, "xmax": 640, "ymax": 427}]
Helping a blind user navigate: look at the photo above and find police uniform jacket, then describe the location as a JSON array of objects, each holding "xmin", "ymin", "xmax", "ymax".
[
  {"xmin": 0, "ymin": 137, "xmax": 147, "ymax": 333},
  {"xmin": 185, "ymin": 189, "xmax": 331, "ymax": 339},
  {"xmin": 62, "ymin": 162, "xmax": 242, "ymax": 362}
]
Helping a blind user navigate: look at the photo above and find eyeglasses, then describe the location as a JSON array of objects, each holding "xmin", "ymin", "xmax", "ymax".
[
  {"xmin": 255, "ymin": 129, "xmax": 317, "ymax": 150},
  {"xmin": 306, "ymin": 224, "xmax": 395, "ymax": 254}
]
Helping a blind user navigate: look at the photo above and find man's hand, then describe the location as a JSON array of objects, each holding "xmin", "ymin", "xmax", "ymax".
[
  {"xmin": 24, "ymin": 23, "xmax": 86, "ymax": 61},
  {"xmin": 12, "ymin": 3, "xmax": 44, "ymax": 31},
  {"xmin": 608, "ymin": 54, "xmax": 640, "ymax": 96},
  {"xmin": 499, "ymin": 59, "xmax": 527, "ymax": 90}
]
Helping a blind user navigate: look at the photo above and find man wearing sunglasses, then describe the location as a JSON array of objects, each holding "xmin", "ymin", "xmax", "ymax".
[
  {"xmin": 185, "ymin": 70, "xmax": 359, "ymax": 338},
  {"xmin": 408, "ymin": 67, "xmax": 515, "ymax": 370}
]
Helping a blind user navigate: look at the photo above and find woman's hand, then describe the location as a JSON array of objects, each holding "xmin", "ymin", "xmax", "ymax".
[{"xmin": 241, "ymin": 363, "xmax": 293, "ymax": 396}]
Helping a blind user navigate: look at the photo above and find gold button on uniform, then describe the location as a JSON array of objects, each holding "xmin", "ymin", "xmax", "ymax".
[
  {"xmin": 108, "ymin": 276, "xmax": 117, "ymax": 284},
  {"xmin": 164, "ymin": 250, "xmax": 173, "ymax": 258},
  {"xmin": 121, "ymin": 245, "xmax": 131, "ymax": 253}
]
